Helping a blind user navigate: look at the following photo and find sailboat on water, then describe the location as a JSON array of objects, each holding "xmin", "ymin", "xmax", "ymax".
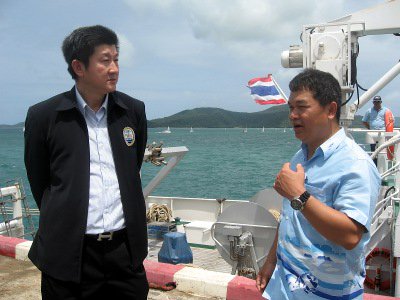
[
  {"xmin": 262, "ymin": 126, "xmax": 265, "ymax": 133},
  {"xmin": 190, "ymin": 127, "xmax": 194, "ymax": 133},
  {"xmin": 162, "ymin": 126, "xmax": 171, "ymax": 134}
]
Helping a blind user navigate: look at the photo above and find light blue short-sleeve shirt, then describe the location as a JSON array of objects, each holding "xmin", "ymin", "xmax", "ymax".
[
  {"xmin": 362, "ymin": 107, "xmax": 387, "ymax": 130},
  {"xmin": 263, "ymin": 128, "xmax": 380, "ymax": 300}
]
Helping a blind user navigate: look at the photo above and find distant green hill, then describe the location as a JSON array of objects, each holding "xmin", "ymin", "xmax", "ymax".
[
  {"xmin": 148, "ymin": 106, "xmax": 399, "ymax": 128},
  {"xmin": 2, "ymin": 110, "xmax": 399, "ymax": 129},
  {"xmin": 0, "ymin": 122, "xmax": 24, "ymax": 129},
  {"xmin": 148, "ymin": 106, "xmax": 292, "ymax": 128}
]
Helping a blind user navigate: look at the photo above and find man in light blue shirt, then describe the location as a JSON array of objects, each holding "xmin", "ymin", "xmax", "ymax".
[
  {"xmin": 362, "ymin": 96, "xmax": 393, "ymax": 164},
  {"xmin": 256, "ymin": 69, "xmax": 380, "ymax": 299},
  {"xmin": 362, "ymin": 95, "xmax": 387, "ymax": 131}
]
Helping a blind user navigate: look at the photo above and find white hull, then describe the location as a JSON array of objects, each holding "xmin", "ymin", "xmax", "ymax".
[{"xmin": 161, "ymin": 126, "xmax": 171, "ymax": 134}]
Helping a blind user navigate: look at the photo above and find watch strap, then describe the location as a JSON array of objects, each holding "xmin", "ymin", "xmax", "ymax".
[
  {"xmin": 290, "ymin": 191, "xmax": 311, "ymax": 211},
  {"xmin": 299, "ymin": 191, "xmax": 310, "ymax": 204}
]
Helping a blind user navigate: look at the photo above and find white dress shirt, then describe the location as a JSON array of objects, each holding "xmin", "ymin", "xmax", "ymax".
[{"xmin": 75, "ymin": 87, "xmax": 125, "ymax": 234}]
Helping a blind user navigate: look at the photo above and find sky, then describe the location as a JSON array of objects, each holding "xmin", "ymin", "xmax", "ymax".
[{"xmin": 1, "ymin": 0, "xmax": 399, "ymax": 124}]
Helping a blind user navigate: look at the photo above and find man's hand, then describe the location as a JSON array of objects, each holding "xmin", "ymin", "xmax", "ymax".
[
  {"xmin": 256, "ymin": 260, "xmax": 276, "ymax": 293},
  {"xmin": 274, "ymin": 163, "xmax": 305, "ymax": 199}
]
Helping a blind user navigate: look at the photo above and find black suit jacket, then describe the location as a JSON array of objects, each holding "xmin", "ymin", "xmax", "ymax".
[{"xmin": 24, "ymin": 87, "xmax": 148, "ymax": 282}]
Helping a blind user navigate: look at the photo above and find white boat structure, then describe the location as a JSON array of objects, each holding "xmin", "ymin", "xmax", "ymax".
[
  {"xmin": 190, "ymin": 127, "xmax": 193, "ymax": 133},
  {"xmin": 2, "ymin": 1, "xmax": 400, "ymax": 298},
  {"xmin": 0, "ymin": 180, "xmax": 36, "ymax": 239},
  {"xmin": 161, "ymin": 126, "xmax": 171, "ymax": 134}
]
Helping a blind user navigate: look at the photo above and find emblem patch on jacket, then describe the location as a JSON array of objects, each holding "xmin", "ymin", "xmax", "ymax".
[{"xmin": 123, "ymin": 127, "xmax": 135, "ymax": 146}]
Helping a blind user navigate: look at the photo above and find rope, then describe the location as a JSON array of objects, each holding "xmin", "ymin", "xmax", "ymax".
[{"xmin": 146, "ymin": 204, "xmax": 173, "ymax": 223}]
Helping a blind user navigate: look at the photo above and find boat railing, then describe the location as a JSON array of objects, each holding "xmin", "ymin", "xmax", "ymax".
[
  {"xmin": 366, "ymin": 199, "xmax": 394, "ymax": 257},
  {"xmin": 372, "ymin": 188, "xmax": 399, "ymax": 223},
  {"xmin": 143, "ymin": 146, "xmax": 189, "ymax": 199},
  {"xmin": 370, "ymin": 132, "xmax": 400, "ymax": 159},
  {"xmin": 0, "ymin": 179, "xmax": 36, "ymax": 239},
  {"xmin": 381, "ymin": 162, "xmax": 400, "ymax": 179},
  {"xmin": 348, "ymin": 128, "xmax": 400, "ymax": 178},
  {"xmin": 354, "ymin": 127, "xmax": 400, "ymax": 293},
  {"xmin": 2, "ymin": 207, "xmax": 40, "ymax": 216}
]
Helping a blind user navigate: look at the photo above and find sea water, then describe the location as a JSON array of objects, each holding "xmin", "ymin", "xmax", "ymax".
[{"xmin": 0, "ymin": 126, "xmax": 365, "ymax": 231}]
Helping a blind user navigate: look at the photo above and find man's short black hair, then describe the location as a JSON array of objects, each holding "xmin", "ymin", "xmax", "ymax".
[
  {"xmin": 289, "ymin": 69, "xmax": 342, "ymax": 122},
  {"xmin": 62, "ymin": 25, "xmax": 119, "ymax": 79},
  {"xmin": 373, "ymin": 95, "xmax": 382, "ymax": 102}
]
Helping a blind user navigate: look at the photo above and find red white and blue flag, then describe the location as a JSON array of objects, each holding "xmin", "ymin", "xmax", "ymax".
[{"xmin": 247, "ymin": 74, "xmax": 286, "ymax": 105}]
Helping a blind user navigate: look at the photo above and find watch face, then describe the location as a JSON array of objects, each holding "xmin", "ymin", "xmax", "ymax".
[{"xmin": 291, "ymin": 198, "xmax": 303, "ymax": 210}]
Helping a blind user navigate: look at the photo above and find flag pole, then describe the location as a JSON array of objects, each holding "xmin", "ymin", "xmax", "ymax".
[{"xmin": 269, "ymin": 74, "xmax": 288, "ymax": 102}]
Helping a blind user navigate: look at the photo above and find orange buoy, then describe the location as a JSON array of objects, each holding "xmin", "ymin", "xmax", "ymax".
[
  {"xmin": 364, "ymin": 247, "xmax": 396, "ymax": 291},
  {"xmin": 385, "ymin": 109, "xmax": 395, "ymax": 160}
]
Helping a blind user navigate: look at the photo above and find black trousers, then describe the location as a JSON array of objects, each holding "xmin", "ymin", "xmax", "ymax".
[{"xmin": 41, "ymin": 230, "xmax": 149, "ymax": 300}]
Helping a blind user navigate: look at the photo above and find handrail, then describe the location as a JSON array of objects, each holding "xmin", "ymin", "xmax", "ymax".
[
  {"xmin": 143, "ymin": 146, "xmax": 189, "ymax": 199},
  {"xmin": 371, "ymin": 133, "xmax": 400, "ymax": 159},
  {"xmin": 372, "ymin": 188, "xmax": 399, "ymax": 221},
  {"xmin": 381, "ymin": 162, "xmax": 400, "ymax": 179}
]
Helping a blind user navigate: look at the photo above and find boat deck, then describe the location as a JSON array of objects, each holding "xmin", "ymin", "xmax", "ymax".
[
  {"xmin": 146, "ymin": 238, "xmax": 395, "ymax": 298},
  {"xmin": 147, "ymin": 238, "xmax": 232, "ymax": 274}
]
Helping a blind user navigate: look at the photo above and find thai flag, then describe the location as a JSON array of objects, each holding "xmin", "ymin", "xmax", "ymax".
[{"xmin": 248, "ymin": 75, "xmax": 286, "ymax": 105}]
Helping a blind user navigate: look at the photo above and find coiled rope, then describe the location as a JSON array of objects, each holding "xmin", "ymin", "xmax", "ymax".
[{"xmin": 146, "ymin": 204, "xmax": 173, "ymax": 222}]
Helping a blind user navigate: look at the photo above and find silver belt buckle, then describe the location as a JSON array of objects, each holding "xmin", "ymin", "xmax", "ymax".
[{"xmin": 97, "ymin": 232, "xmax": 113, "ymax": 241}]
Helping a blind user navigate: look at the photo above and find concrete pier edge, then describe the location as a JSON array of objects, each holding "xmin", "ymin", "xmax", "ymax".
[{"xmin": 0, "ymin": 235, "xmax": 398, "ymax": 300}]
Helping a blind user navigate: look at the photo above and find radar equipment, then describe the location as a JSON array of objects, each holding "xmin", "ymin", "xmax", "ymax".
[{"xmin": 211, "ymin": 202, "xmax": 278, "ymax": 279}]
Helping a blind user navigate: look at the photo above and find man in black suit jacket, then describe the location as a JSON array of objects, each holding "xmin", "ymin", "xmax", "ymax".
[{"xmin": 24, "ymin": 25, "xmax": 149, "ymax": 299}]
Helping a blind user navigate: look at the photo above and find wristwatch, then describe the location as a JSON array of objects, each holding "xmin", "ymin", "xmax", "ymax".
[{"xmin": 290, "ymin": 191, "xmax": 311, "ymax": 211}]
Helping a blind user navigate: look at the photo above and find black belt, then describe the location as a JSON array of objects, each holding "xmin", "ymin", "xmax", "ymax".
[{"xmin": 85, "ymin": 228, "xmax": 126, "ymax": 242}]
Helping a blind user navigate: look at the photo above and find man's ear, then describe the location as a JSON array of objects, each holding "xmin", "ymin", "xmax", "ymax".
[
  {"xmin": 71, "ymin": 59, "xmax": 85, "ymax": 79},
  {"xmin": 328, "ymin": 101, "xmax": 338, "ymax": 120}
]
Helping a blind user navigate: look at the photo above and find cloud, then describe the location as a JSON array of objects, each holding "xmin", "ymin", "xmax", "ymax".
[
  {"xmin": 1, "ymin": 0, "xmax": 399, "ymax": 124},
  {"xmin": 181, "ymin": 0, "xmax": 346, "ymax": 44},
  {"xmin": 123, "ymin": 0, "xmax": 336, "ymax": 44},
  {"xmin": 121, "ymin": 0, "xmax": 351, "ymax": 74},
  {"xmin": 117, "ymin": 32, "xmax": 136, "ymax": 68},
  {"xmin": 123, "ymin": 0, "xmax": 177, "ymax": 15}
]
